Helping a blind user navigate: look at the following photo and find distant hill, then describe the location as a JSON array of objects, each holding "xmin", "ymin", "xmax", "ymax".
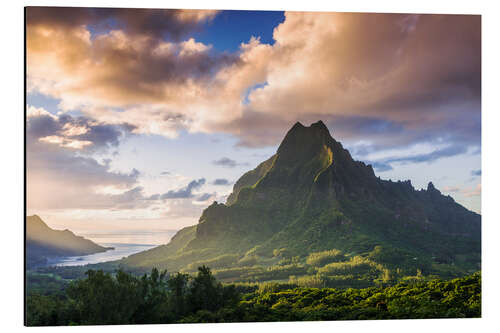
[
  {"xmin": 26, "ymin": 215, "xmax": 110, "ymax": 268},
  {"xmin": 121, "ymin": 121, "xmax": 480, "ymax": 286}
]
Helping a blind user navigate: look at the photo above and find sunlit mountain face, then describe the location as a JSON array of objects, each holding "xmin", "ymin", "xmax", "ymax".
[{"xmin": 26, "ymin": 8, "xmax": 480, "ymax": 244}]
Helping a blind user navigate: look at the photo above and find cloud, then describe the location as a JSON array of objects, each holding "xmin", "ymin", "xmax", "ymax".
[
  {"xmin": 95, "ymin": 186, "xmax": 150, "ymax": 210},
  {"xmin": 385, "ymin": 145, "xmax": 468, "ymax": 164},
  {"xmin": 159, "ymin": 178, "xmax": 206, "ymax": 199},
  {"xmin": 370, "ymin": 161, "xmax": 393, "ymax": 172},
  {"xmin": 463, "ymin": 184, "xmax": 481, "ymax": 197},
  {"xmin": 429, "ymin": 183, "xmax": 481, "ymax": 198},
  {"xmin": 38, "ymin": 135, "xmax": 92, "ymax": 150},
  {"xmin": 196, "ymin": 193, "xmax": 213, "ymax": 202},
  {"xmin": 25, "ymin": 106, "xmax": 215, "ymax": 214},
  {"xmin": 471, "ymin": 169, "xmax": 481, "ymax": 176},
  {"xmin": 257, "ymin": 13, "xmax": 479, "ymax": 115},
  {"xmin": 212, "ymin": 178, "xmax": 232, "ymax": 185},
  {"xmin": 442, "ymin": 186, "xmax": 461, "ymax": 193},
  {"xmin": 27, "ymin": 10, "xmax": 480, "ymax": 163},
  {"xmin": 26, "ymin": 7, "xmax": 218, "ymax": 40},
  {"xmin": 367, "ymin": 144, "xmax": 469, "ymax": 172},
  {"xmin": 26, "ymin": 106, "xmax": 140, "ymax": 210},
  {"xmin": 160, "ymin": 171, "xmax": 171, "ymax": 176},
  {"xmin": 27, "ymin": 9, "xmax": 239, "ymax": 136},
  {"xmin": 27, "ymin": 105, "xmax": 134, "ymax": 152},
  {"xmin": 228, "ymin": 13, "xmax": 479, "ymax": 149},
  {"xmin": 212, "ymin": 157, "xmax": 248, "ymax": 168},
  {"xmin": 193, "ymin": 192, "xmax": 216, "ymax": 203},
  {"xmin": 27, "ymin": 148, "xmax": 141, "ymax": 210}
]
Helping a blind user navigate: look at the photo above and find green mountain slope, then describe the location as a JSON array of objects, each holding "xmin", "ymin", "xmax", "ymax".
[
  {"xmin": 26, "ymin": 215, "xmax": 110, "ymax": 268},
  {"xmin": 122, "ymin": 121, "xmax": 480, "ymax": 285}
]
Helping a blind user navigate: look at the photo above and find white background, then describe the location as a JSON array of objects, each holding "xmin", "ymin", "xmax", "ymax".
[{"xmin": 1, "ymin": 0, "xmax": 498, "ymax": 332}]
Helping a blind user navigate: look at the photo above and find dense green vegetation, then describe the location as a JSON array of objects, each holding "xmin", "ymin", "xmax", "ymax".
[
  {"xmin": 236, "ymin": 271, "xmax": 481, "ymax": 322},
  {"xmin": 35, "ymin": 240, "xmax": 479, "ymax": 291},
  {"xmin": 26, "ymin": 267, "xmax": 481, "ymax": 325},
  {"xmin": 26, "ymin": 266, "xmax": 238, "ymax": 326},
  {"xmin": 26, "ymin": 272, "xmax": 69, "ymax": 296}
]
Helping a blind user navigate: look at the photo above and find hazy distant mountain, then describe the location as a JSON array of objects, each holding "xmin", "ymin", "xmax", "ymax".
[
  {"xmin": 26, "ymin": 215, "xmax": 110, "ymax": 268},
  {"xmin": 121, "ymin": 121, "xmax": 480, "ymax": 286}
]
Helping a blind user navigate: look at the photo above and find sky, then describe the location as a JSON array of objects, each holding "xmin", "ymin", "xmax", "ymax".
[{"xmin": 26, "ymin": 8, "xmax": 481, "ymax": 245}]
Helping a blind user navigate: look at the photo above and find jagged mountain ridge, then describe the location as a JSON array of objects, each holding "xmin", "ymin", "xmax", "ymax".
[
  {"xmin": 123, "ymin": 121, "xmax": 480, "ymax": 281},
  {"xmin": 26, "ymin": 215, "xmax": 111, "ymax": 268}
]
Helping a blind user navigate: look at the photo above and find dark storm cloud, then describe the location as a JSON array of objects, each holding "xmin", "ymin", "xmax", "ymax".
[
  {"xmin": 26, "ymin": 7, "xmax": 218, "ymax": 40},
  {"xmin": 159, "ymin": 178, "xmax": 206, "ymax": 199}
]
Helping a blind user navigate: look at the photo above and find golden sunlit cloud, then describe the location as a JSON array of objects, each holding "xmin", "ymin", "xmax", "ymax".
[
  {"xmin": 179, "ymin": 38, "xmax": 212, "ymax": 56},
  {"xmin": 26, "ymin": 10, "xmax": 480, "ymax": 149},
  {"xmin": 39, "ymin": 135, "xmax": 93, "ymax": 149},
  {"xmin": 176, "ymin": 9, "xmax": 219, "ymax": 22},
  {"xmin": 61, "ymin": 123, "xmax": 89, "ymax": 136},
  {"xmin": 27, "ymin": 105, "xmax": 57, "ymax": 119}
]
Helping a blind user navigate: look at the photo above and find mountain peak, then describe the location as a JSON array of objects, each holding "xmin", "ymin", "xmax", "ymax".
[
  {"xmin": 288, "ymin": 120, "xmax": 330, "ymax": 134},
  {"xmin": 26, "ymin": 215, "xmax": 109, "ymax": 268},
  {"xmin": 292, "ymin": 121, "xmax": 305, "ymax": 129},
  {"xmin": 290, "ymin": 120, "xmax": 331, "ymax": 134},
  {"xmin": 27, "ymin": 215, "xmax": 50, "ymax": 230},
  {"xmin": 310, "ymin": 120, "xmax": 329, "ymax": 132},
  {"xmin": 279, "ymin": 120, "xmax": 333, "ymax": 153},
  {"xmin": 427, "ymin": 181, "xmax": 442, "ymax": 195}
]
